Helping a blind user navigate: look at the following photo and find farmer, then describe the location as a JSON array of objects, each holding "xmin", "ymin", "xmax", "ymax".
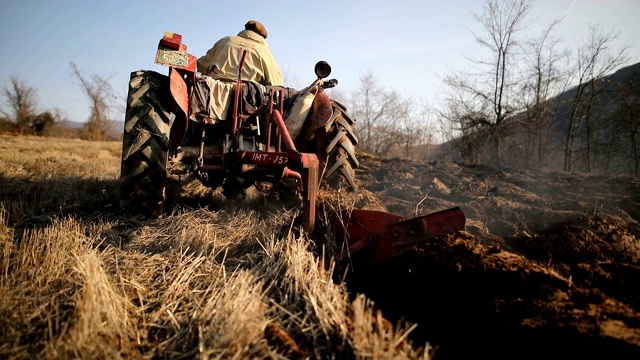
[{"xmin": 197, "ymin": 20, "xmax": 284, "ymax": 86}]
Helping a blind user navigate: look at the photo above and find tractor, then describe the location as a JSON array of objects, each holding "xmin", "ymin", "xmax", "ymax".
[{"xmin": 119, "ymin": 32, "xmax": 466, "ymax": 266}]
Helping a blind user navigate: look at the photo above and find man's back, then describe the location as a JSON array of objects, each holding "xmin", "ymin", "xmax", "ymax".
[{"xmin": 197, "ymin": 25, "xmax": 283, "ymax": 86}]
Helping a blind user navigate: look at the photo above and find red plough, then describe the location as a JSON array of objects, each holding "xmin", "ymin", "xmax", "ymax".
[{"xmin": 330, "ymin": 207, "xmax": 466, "ymax": 266}]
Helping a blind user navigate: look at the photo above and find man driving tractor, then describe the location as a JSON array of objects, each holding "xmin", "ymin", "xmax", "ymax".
[
  {"xmin": 197, "ymin": 20, "xmax": 283, "ymax": 86},
  {"xmin": 192, "ymin": 20, "xmax": 299, "ymax": 123}
]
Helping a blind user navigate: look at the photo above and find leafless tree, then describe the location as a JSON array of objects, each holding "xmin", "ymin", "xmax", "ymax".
[
  {"xmin": 518, "ymin": 18, "xmax": 572, "ymax": 169},
  {"xmin": 409, "ymin": 106, "xmax": 438, "ymax": 161},
  {"xmin": 386, "ymin": 96, "xmax": 424, "ymax": 160},
  {"xmin": 1, "ymin": 77, "xmax": 39, "ymax": 133},
  {"xmin": 346, "ymin": 71, "xmax": 430, "ymax": 159},
  {"xmin": 70, "ymin": 62, "xmax": 118, "ymax": 140},
  {"xmin": 442, "ymin": 0, "xmax": 534, "ymax": 165},
  {"xmin": 610, "ymin": 76, "xmax": 640, "ymax": 176},
  {"xmin": 349, "ymin": 71, "xmax": 404, "ymax": 157},
  {"xmin": 563, "ymin": 24, "xmax": 630, "ymax": 172}
]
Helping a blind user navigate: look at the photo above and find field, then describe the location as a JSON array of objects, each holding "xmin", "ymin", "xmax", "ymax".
[{"xmin": 1, "ymin": 134, "xmax": 639, "ymax": 359}]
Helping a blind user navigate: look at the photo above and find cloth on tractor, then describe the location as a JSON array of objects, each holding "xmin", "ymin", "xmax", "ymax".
[
  {"xmin": 190, "ymin": 77, "xmax": 235, "ymax": 123},
  {"xmin": 190, "ymin": 77, "xmax": 299, "ymax": 124}
]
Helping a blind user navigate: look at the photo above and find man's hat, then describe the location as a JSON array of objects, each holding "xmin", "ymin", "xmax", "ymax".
[{"xmin": 245, "ymin": 20, "xmax": 268, "ymax": 39}]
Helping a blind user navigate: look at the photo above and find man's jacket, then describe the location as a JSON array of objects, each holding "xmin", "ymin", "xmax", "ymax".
[{"xmin": 197, "ymin": 30, "xmax": 283, "ymax": 86}]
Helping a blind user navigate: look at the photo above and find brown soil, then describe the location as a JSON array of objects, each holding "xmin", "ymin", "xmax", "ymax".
[{"xmin": 341, "ymin": 154, "xmax": 640, "ymax": 360}]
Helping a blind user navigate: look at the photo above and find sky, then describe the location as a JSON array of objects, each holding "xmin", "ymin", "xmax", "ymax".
[{"xmin": 0, "ymin": 0, "xmax": 638, "ymax": 124}]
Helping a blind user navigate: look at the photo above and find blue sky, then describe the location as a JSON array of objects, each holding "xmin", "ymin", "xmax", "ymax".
[{"xmin": 0, "ymin": 0, "xmax": 638, "ymax": 124}]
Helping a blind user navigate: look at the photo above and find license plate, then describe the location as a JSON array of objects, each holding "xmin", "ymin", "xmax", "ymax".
[{"xmin": 155, "ymin": 48, "xmax": 189, "ymax": 68}]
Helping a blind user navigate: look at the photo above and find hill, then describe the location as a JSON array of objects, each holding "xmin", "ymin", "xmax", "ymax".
[
  {"xmin": 59, "ymin": 119, "xmax": 124, "ymax": 139},
  {"xmin": 435, "ymin": 61, "xmax": 640, "ymax": 175},
  {"xmin": 0, "ymin": 135, "xmax": 639, "ymax": 359}
]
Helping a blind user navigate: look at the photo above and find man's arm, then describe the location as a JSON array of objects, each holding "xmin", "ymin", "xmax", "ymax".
[
  {"xmin": 262, "ymin": 52, "xmax": 283, "ymax": 86},
  {"xmin": 197, "ymin": 39, "xmax": 225, "ymax": 75}
]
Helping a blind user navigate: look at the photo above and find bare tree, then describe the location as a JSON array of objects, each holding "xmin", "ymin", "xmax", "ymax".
[
  {"xmin": 518, "ymin": 18, "xmax": 571, "ymax": 169},
  {"xmin": 563, "ymin": 25, "xmax": 630, "ymax": 172},
  {"xmin": 610, "ymin": 75, "xmax": 640, "ymax": 176},
  {"xmin": 442, "ymin": 0, "xmax": 534, "ymax": 165},
  {"xmin": 1, "ymin": 77, "xmax": 38, "ymax": 133},
  {"xmin": 70, "ymin": 62, "xmax": 118, "ymax": 140},
  {"xmin": 385, "ymin": 96, "xmax": 423, "ymax": 159},
  {"xmin": 401, "ymin": 105, "xmax": 434, "ymax": 161},
  {"xmin": 346, "ymin": 71, "xmax": 428, "ymax": 159},
  {"xmin": 349, "ymin": 71, "xmax": 403, "ymax": 157}
]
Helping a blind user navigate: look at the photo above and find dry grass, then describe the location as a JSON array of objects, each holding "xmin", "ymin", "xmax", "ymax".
[{"xmin": 0, "ymin": 134, "xmax": 429, "ymax": 359}]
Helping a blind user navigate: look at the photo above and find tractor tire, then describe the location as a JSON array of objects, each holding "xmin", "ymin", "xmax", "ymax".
[
  {"xmin": 119, "ymin": 70, "xmax": 174, "ymax": 217},
  {"xmin": 318, "ymin": 100, "xmax": 359, "ymax": 190}
]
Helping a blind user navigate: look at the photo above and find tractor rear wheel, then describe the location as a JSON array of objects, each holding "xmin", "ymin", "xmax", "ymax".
[
  {"xmin": 317, "ymin": 100, "xmax": 359, "ymax": 190},
  {"xmin": 119, "ymin": 70, "xmax": 174, "ymax": 216}
]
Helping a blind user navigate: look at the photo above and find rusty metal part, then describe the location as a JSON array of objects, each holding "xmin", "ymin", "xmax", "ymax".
[
  {"xmin": 333, "ymin": 207, "xmax": 466, "ymax": 265},
  {"xmin": 168, "ymin": 68, "xmax": 189, "ymax": 146},
  {"xmin": 265, "ymin": 88, "xmax": 286, "ymax": 153},
  {"xmin": 299, "ymin": 153, "xmax": 319, "ymax": 233},
  {"xmin": 232, "ymin": 49, "xmax": 248, "ymax": 151},
  {"xmin": 282, "ymin": 167, "xmax": 302, "ymax": 181},
  {"xmin": 271, "ymin": 109, "xmax": 297, "ymax": 152},
  {"xmin": 169, "ymin": 67, "xmax": 188, "ymax": 119},
  {"xmin": 299, "ymin": 90, "xmax": 332, "ymax": 145}
]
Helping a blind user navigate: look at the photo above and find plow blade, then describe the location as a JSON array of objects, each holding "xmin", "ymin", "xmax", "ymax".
[{"xmin": 333, "ymin": 207, "xmax": 466, "ymax": 265}]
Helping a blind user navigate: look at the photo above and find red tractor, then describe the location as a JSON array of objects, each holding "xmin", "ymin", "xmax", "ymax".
[{"xmin": 119, "ymin": 32, "xmax": 466, "ymax": 266}]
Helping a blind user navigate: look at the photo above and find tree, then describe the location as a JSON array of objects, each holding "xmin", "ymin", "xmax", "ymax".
[
  {"xmin": 70, "ymin": 62, "xmax": 118, "ymax": 140},
  {"xmin": 611, "ymin": 75, "xmax": 640, "ymax": 176},
  {"xmin": 1, "ymin": 77, "xmax": 38, "ymax": 133},
  {"xmin": 563, "ymin": 25, "xmax": 629, "ymax": 172},
  {"xmin": 349, "ymin": 71, "xmax": 412, "ymax": 157},
  {"xmin": 398, "ymin": 104, "xmax": 427, "ymax": 160},
  {"xmin": 518, "ymin": 18, "xmax": 571, "ymax": 169},
  {"xmin": 442, "ymin": 0, "xmax": 534, "ymax": 165}
]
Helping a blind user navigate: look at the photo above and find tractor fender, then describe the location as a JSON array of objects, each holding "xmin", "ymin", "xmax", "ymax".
[
  {"xmin": 307, "ymin": 89, "xmax": 333, "ymax": 137},
  {"xmin": 294, "ymin": 89, "xmax": 333, "ymax": 145},
  {"xmin": 168, "ymin": 67, "xmax": 189, "ymax": 147}
]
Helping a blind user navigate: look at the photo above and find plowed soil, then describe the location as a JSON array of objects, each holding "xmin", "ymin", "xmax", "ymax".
[{"xmin": 343, "ymin": 154, "xmax": 640, "ymax": 360}]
